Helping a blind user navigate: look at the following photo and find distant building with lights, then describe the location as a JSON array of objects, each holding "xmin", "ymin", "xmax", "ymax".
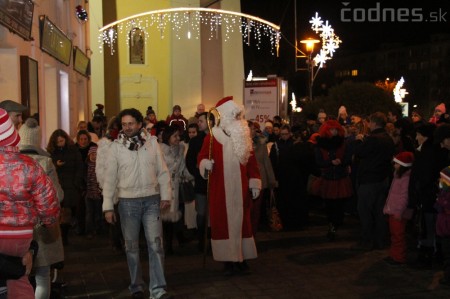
[{"xmin": 326, "ymin": 34, "xmax": 450, "ymax": 114}]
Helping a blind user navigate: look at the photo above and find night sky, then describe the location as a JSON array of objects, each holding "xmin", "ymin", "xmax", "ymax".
[{"xmin": 240, "ymin": 0, "xmax": 450, "ymax": 78}]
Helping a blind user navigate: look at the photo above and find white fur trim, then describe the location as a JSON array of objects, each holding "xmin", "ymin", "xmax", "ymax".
[
  {"xmin": 199, "ymin": 159, "xmax": 209, "ymax": 179},
  {"xmin": 249, "ymin": 178, "xmax": 262, "ymax": 190},
  {"xmin": 393, "ymin": 157, "xmax": 412, "ymax": 167},
  {"xmin": 211, "ymin": 237, "xmax": 257, "ymax": 262}
]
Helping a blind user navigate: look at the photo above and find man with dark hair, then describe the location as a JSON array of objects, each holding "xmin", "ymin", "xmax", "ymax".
[
  {"xmin": 185, "ymin": 111, "xmax": 214, "ymax": 251},
  {"xmin": 354, "ymin": 112, "xmax": 395, "ymax": 250},
  {"xmin": 102, "ymin": 108, "xmax": 173, "ymax": 299},
  {"xmin": 0, "ymin": 99, "xmax": 27, "ymax": 129}
]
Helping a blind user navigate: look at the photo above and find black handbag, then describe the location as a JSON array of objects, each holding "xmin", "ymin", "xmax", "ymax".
[
  {"xmin": 0, "ymin": 253, "xmax": 26, "ymax": 280},
  {"xmin": 179, "ymin": 180, "xmax": 195, "ymax": 203}
]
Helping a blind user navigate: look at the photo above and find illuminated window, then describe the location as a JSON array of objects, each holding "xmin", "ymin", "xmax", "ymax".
[{"xmin": 351, "ymin": 70, "xmax": 358, "ymax": 76}]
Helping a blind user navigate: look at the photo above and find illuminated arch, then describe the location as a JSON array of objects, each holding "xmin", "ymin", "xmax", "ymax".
[{"xmin": 98, "ymin": 7, "xmax": 281, "ymax": 55}]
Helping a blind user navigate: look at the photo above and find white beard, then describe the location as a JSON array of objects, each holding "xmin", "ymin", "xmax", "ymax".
[{"xmin": 221, "ymin": 117, "xmax": 252, "ymax": 165}]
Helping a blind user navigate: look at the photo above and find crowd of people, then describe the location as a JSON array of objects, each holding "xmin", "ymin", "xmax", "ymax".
[{"xmin": 3, "ymin": 97, "xmax": 450, "ymax": 298}]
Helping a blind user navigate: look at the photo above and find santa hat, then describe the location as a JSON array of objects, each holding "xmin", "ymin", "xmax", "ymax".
[
  {"xmin": 215, "ymin": 96, "xmax": 240, "ymax": 117},
  {"xmin": 435, "ymin": 103, "xmax": 446, "ymax": 113},
  {"xmin": 393, "ymin": 151, "xmax": 414, "ymax": 167},
  {"xmin": 338, "ymin": 106, "xmax": 347, "ymax": 115},
  {"xmin": 440, "ymin": 166, "xmax": 450, "ymax": 186},
  {"xmin": 0, "ymin": 108, "xmax": 20, "ymax": 147},
  {"xmin": 19, "ymin": 118, "xmax": 41, "ymax": 147}
]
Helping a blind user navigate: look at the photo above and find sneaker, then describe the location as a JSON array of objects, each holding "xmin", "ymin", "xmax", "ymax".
[
  {"xmin": 383, "ymin": 257, "xmax": 405, "ymax": 266},
  {"xmin": 151, "ymin": 290, "xmax": 173, "ymax": 299}
]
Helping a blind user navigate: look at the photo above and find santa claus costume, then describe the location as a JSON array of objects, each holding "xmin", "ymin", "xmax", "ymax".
[{"xmin": 198, "ymin": 97, "xmax": 261, "ymax": 267}]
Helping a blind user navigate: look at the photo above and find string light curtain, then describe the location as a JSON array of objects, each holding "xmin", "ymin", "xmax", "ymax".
[{"xmin": 98, "ymin": 7, "xmax": 281, "ymax": 55}]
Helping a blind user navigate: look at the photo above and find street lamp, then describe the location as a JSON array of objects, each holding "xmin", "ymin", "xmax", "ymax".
[{"xmin": 300, "ymin": 38, "xmax": 320, "ymax": 101}]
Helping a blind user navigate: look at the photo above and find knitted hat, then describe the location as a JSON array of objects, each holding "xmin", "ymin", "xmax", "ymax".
[
  {"xmin": 440, "ymin": 166, "xmax": 450, "ymax": 186},
  {"xmin": 435, "ymin": 103, "xmax": 446, "ymax": 113},
  {"xmin": 173, "ymin": 105, "xmax": 181, "ymax": 112},
  {"xmin": 393, "ymin": 151, "xmax": 414, "ymax": 167},
  {"xmin": 146, "ymin": 106, "xmax": 155, "ymax": 116},
  {"xmin": 0, "ymin": 108, "xmax": 20, "ymax": 146},
  {"xmin": 0, "ymin": 100, "xmax": 27, "ymax": 112},
  {"xmin": 19, "ymin": 117, "xmax": 41, "ymax": 147}
]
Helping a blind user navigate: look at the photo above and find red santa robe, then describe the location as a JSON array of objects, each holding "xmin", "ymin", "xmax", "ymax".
[{"xmin": 198, "ymin": 127, "xmax": 261, "ymax": 262}]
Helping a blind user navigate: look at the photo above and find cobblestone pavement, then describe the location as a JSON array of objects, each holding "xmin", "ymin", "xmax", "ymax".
[{"xmin": 60, "ymin": 211, "xmax": 450, "ymax": 299}]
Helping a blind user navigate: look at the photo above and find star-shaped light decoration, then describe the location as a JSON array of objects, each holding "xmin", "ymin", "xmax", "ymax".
[
  {"xmin": 309, "ymin": 12, "xmax": 323, "ymax": 32},
  {"xmin": 309, "ymin": 12, "xmax": 342, "ymax": 68},
  {"xmin": 393, "ymin": 77, "xmax": 407, "ymax": 103}
]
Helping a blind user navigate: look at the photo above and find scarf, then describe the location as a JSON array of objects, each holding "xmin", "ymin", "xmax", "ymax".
[{"xmin": 117, "ymin": 129, "xmax": 147, "ymax": 151}]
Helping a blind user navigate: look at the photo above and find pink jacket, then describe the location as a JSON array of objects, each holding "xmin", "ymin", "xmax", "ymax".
[
  {"xmin": 384, "ymin": 170, "xmax": 412, "ymax": 219},
  {"xmin": 0, "ymin": 146, "xmax": 59, "ymax": 238}
]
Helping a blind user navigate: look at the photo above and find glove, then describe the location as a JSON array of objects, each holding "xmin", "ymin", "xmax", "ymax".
[
  {"xmin": 204, "ymin": 159, "xmax": 214, "ymax": 171},
  {"xmin": 251, "ymin": 188, "xmax": 260, "ymax": 199}
]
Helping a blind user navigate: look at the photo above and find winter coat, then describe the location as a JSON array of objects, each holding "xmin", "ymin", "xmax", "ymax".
[
  {"xmin": 252, "ymin": 135, "xmax": 276, "ymax": 189},
  {"xmin": 19, "ymin": 145, "xmax": 64, "ymax": 267},
  {"xmin": 354, "ymin": 128, "xmax": 395, "ymax": 184},
  {"xmin": 160, "ymin": 143, "xmax": 193, "ymax": 222},
  {"xmin": 51, "ymin": 144, "xmax": 83, "ymax": 208},
  {"xmin": 409, "ymin": 139, "xmax": 448, "ymax": 212},
  {"xmin": 384, "ymin": 169, "xmax": 413, "ymax": 219},
  {"xmin": 186, "ymin": 131, "xmax": 208, "ymax": 194},
  {"xmin": 0, "ymin": 146, "xmax": 59, "ymax": 236},
  {"xmin": 102, "ymin": 134, "xmax": 172, "ymax": 212},
  {"xmin": 436, "ymin": 190, "xmax": 450, "ymax": 237}
]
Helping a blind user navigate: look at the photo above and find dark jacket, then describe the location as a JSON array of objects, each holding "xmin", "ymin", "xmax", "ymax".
[
  {"xmin": 51, "ymin": 145, "xmax": 83, "ymax": 207},
  {"xmin": 409, "ymin": 139, "xmax": 448, "ymax": 212},
  {"xmin": 315, "ymin": 136, "xmax": 352, "ymax": 180},
  {"xmin": 186, "ymin": 131, "xmax": 207, "ymax": 194},
  {"xmin": 354, "ymin": 128, "xmax": 395, "ymax": 185}
]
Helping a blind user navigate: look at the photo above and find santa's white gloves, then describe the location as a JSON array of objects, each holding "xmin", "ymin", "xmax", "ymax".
[
  {"xmin": 251, "ymin": 188, "xmax": 261, "ymax": 199},
  {"xmin": 200, "ymin": 159, "xmax": 215, "ymax": 179},
  {"xmin": 204, "ymin": 159, "xmax": 214, "ymax": 171}
]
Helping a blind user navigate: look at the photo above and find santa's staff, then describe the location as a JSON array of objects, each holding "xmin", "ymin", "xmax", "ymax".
[{"xmin": 203, "ymin": 107, "xmax": 220, "ymax": 267}]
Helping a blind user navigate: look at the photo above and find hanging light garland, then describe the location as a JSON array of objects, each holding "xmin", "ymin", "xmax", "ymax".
[{"xmin": 98, "ymin": 7, "xmax": 281, "ymax": 56}]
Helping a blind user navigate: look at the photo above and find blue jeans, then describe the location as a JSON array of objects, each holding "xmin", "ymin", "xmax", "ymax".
[{"xmin": 118, "ymin": 195, "xmax": 166, "ymax": 295}]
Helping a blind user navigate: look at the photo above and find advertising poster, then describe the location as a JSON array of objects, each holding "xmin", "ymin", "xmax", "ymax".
[{"xmin": 244, "ymin": 79, "xmax": 278, "ymax": 127}]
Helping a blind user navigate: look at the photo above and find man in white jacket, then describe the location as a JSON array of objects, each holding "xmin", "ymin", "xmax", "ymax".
[{"xmin": 102, "ymin": 108, "xmax": 172, "ymax": 299}]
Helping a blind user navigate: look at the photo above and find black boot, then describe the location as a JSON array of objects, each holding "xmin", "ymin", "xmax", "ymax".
[
  {"xmin": 326, "ymin": 223, "xmax": 336, "ymax": 241},
  {"xmin": 234, "ymin": 260, "xmax": 251, "ymax": 275},
  {"xmin": 223, "ymin": 262, "xmax": 234, "ymax": 276}
]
